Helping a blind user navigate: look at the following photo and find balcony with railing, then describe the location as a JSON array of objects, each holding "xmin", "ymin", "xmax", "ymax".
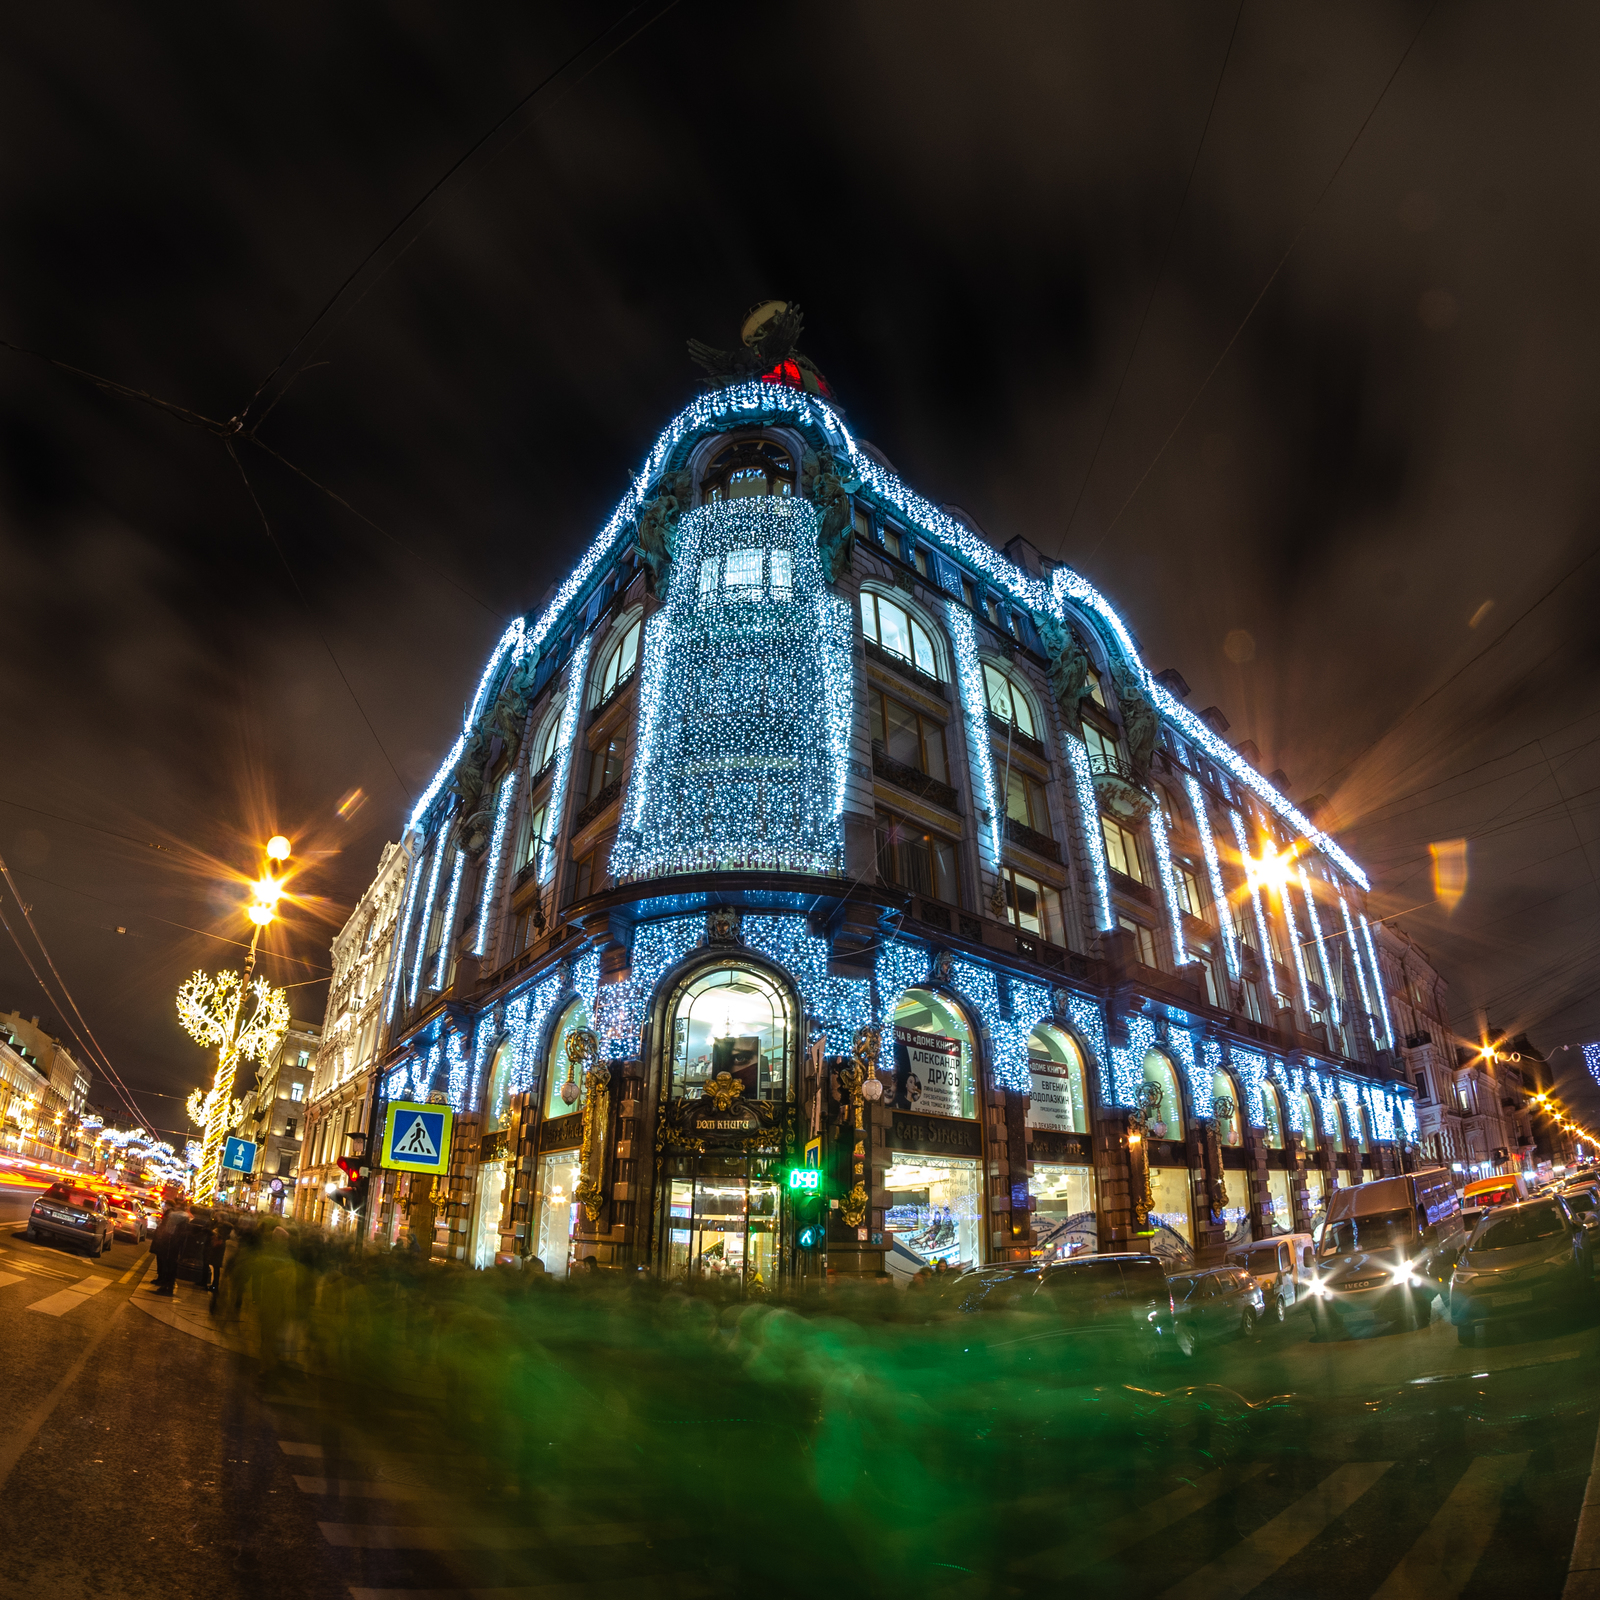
[
  {"xmin": 871, "ymin": 741, "xmax": 960, "ymax": 812},
  {"xmin": 1003, "ymin": 814, "xmax": 1059, "ymax": 863},
  {"xmin": 573, "ymin": 778, "xmax": 624, "ymax": 833},
  {"xmin": 864, "ymin": 638, "xmax": 948, "ymax": 700}
]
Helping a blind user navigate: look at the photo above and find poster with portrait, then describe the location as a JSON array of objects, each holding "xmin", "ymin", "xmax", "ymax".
[{"xmin": 893, "ymin": 1028, "xmax": 963, "ymax": 1118}]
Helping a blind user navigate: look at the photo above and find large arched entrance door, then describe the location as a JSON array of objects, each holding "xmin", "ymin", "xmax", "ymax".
[{"xmin": 656, "ymin": 962, "xmax": 795, "ymax": 1290}]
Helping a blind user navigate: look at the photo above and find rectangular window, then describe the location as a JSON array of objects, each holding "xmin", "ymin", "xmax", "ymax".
[
  {"xmin": 852, "ymin": 507, "xmax": 872, "ymax": 541},
  {"xmin": 876, "ymin": 812, "xmax": 962, "ymax": 907},
  {"xmin": 698, "ymin": 555, "xmax": 719, "ymax": 595},
  {"xmin": 1000, "ymin": 768, "xmax": 1050, "ymax": 836},
  {"xmin": 290, "ymin": 1081, "xmax": 305, "ymax": 1102},
  {"xmin": 1081, "ymin": 721, "xmax": 1119, "ymax": 768},
  {"xmin": 769, "ymin": 548, "xmax": 793, "ymax": 593},
  {"xmin": 1001, "ymin": 867, "xmax": 1055, "ymax": 939},
  {"xmin": 522, "ymin": 802, "xmax": 550, "ymax": 870},
  {"xmin": 1175, "ymin": 865, "xmax": 1205, "ymax": 919},
  {"xmin": 1190, "ymin": 948, "xmax": 1221, "ymax": 1008},
  {"xmin": 871, "ymin": 689, "xmax": 948, "ymax": 785},
  {"xmin": 1085, "ymin": 667, "xmax": 1106, "ymax": 708},
  {"xmin": 1118, "ymin": 916, "xmax": 1160, "ymax": 969},
  {"xmin": 913, "ymin": 546, "xmax": 930, "ymax": 579},
  {"xmin": 961, "ymin": 578, "xmax": 976, "ymax": 610},
  {"xmin": 1101, "ymin": 815, "xmax": 1146, "ymax": 883},
  {"xmin": 587, "ymin": 738, "xmax": 624, "ymax": 804},
  {"xmin": 567, "ymin": 849, "xmax": 598, "ymax": 907},
  {"xmin": 882, "ymin": 524, "xmax": 903, "ymax": 561}
]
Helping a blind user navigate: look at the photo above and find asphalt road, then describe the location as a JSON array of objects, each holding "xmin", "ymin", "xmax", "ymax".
[{"xmin": 0, "ymin": 1236, "xmax": 1590, "ymax": 1600}]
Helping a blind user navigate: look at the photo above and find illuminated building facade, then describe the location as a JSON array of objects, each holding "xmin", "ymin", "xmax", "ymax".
[{"xmin": 377, "ymin": 329, "xmax": 1418, "ymax": 1281}]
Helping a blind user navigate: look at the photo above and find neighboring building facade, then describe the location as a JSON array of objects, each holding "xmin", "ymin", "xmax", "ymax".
[
  {"xmin": 374, "ymin": 333, "xmax": 1423, "ymax": 1284},
  {"xmin": 0, "ymin": 1011, "xmax": 90, "ymax": 1157},
  {"xmin": 296, "ymin": 841, "xmax": 408, "ymax": 1228},
  {"xmin": 236, "ymin": 1020, "xmax": 319, "ymax": 1212}
]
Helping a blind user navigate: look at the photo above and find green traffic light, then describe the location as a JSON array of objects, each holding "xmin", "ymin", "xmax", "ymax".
[{"xmin": 787, "ymin": 1168, "xmax": 821, "ymax": 1191}]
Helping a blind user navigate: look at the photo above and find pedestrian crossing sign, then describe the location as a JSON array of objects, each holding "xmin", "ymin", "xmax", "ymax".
[
  {"xmin": 381, "ymin": 1101, "xmax": 453, "ymax": 1175},
  {"xmin": 221, "ymin": 1136, "xmax": 258, "ymax": 1174}
]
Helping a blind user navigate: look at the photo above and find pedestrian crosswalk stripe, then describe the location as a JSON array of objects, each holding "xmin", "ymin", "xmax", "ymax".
[
  {"xmin": 1371, "ymin": 1452, "xmax": 1531, "ymax": 1599},
  {"xmin": 278, "ymin": 1441, "xmax": 324, "ymax": 1457},
  {"xmin": 292, "ymin": 1475, "xmax": 424, "ymax": 1499},
  {"xmin": 1013, "ymin": 1462, "xmax": 1269, "ymax": 1576},
  {"xmin": 26, "ymin": 1277, "xmax": 111, "ymax": 1318},
  {"xmin": 1159, "ymin": 1460, "xmax": 1394, "ymax": 1600},
  {"xmin": 0, "ymin": 1272, "xmax": 21, "ymax": 1290}
]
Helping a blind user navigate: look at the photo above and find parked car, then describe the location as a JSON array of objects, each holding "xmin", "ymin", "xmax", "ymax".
[
  {"xmin": 1460, "ymin": 1173, "xmax": 1529, "ymax": 1231},
  {"xmin": 1309, "ymin": 1169, "xmax": 1464, "ymax": 1338},
  {"xmin": 106, "ymin": 1201, "xmax": 143, "ymax": 1243},
  {"xmin": 1450, "ymin": 1195, "xmax": 1594, "ymax": 1344},
  {"xmin": 25, "ymin": 1183, "xmax": 112, "ymax": 1256},
  {"xmin": 1170, "ymin": 1265, "xmax": 1266, "ymax": 1343},
  {"xmin": 1226, "ymin": 1234, "xmax": 1317, "ymax": 1322}
]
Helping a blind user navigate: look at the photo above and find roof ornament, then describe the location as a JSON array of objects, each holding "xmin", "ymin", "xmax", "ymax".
[{"xmin": 687, "ymin": 300, "xmax": 834, "ymax": 398}]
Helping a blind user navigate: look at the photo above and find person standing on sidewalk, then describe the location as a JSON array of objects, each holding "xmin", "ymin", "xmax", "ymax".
[{"xmin": 148, "ymin": 1202, "xmax": 192, "ymax": 1297}]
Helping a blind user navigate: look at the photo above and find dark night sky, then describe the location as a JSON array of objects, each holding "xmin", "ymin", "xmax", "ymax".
[{"xmin": 4, "ymin": 1, "xmax": 1600, "ymax": 1138}]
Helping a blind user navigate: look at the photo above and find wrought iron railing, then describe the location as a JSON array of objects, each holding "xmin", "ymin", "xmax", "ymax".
[
  {"xmin": 1003, "ymin": 814, "xmax": 1060, "ymax": 863},
  {"xmin": 573, "ymin": 778, "xmax": 623, "ymax": 832},
  {"xmin": 871, "ymin": 742, "xmax": 960, "ymax": 812}
]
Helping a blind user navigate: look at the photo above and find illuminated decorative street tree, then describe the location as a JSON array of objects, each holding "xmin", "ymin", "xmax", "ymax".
[{"xmin": 177, "ymin": 835, "xmax": 295, "ymax": 1204}]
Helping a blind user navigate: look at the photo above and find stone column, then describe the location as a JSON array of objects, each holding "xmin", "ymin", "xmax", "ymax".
[
  {"xmin": 1288, "ymin": 1131, "xmax": 1313, "ymax": 1233},
  {"xmin": 1193, "ymin": 1118, "xmax": 1227, "ymax": 1264},
  {"xmin": 1097, "ymin": 1107, "xmax": 1136, "ymax": 1248},
  {"xmin": 1244, "ymin": 1125, "xmax": 1271, "ymax": 1239}
]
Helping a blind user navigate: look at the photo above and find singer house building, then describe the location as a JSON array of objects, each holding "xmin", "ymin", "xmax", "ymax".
[{"xmin": 369, "ymin": 305, "xmax": 1419, "ymax": 1287}]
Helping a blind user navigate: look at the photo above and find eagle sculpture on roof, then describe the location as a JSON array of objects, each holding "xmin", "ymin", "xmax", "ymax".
[{"xmin": 687, "ymin": 300, "xmax": 834, "ymax": 398}]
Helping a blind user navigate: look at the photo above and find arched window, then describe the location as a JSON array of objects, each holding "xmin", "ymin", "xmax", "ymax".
[
  {"xmin": 544, "ymin": 998, "xmax": 594, "ymax": 1118},
  {"xmin": 593, "ymin": 618, "xmax": 642, "ymax": 705},
  {"xmin": 890, "ymin": 989, "xmax": 977, "ymax": 1119},
  {"xmin": 1213, "ymin": 1070, "xmax": 1243, "ymax": 1146},
  {"xmin": 1141, "ymin": 1049, "xmax": 1184, "ymax": 1140},
  {"xmin": 532, "ymin": 713, "xmax": 562, "ymax": 776},
  {"xmin": 1262, "ymin": 1084, "xmax": 1287, "ymax": 1150},
  {"xmin": 982, "ymin": 661, "xmax": 1037, "ymax": 739},
  {"xmin": 669, "ymin": 965, "xmax": 792, "ymax": 1101},
  {"xmin": 860, "ymin": 589, "xmax": 944, "ymax": 680},
  {"xmin": 484, "ymin": 1039, "xmax": 515, "ymax": 1132},
  {"xmin": 1296, "ymin": 1091, "xmax": 1320, "ymax": 1148},
  {"xmin": 702, "ymin": 438, "xmax": 795, "ymax": 502},
  {"xmin": 1026, "ymin": 1024, "xmax": 1088, "ymax": 1134}
]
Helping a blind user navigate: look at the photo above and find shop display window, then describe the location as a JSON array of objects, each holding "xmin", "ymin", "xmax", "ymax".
[
  {"xmin": 1213, "ymin": 1070, "xmax": 1243, "ymax": 1145},
  {"xmin": 485, "ymin": 1039, "xmax": 514, "ymax": 1132},
  {"xmin": 544, "ymin": 998, "xmax": 594, "ymax": 1118},
  {"xmin": 1140, "ymin": 1049, "xmax": 1184, "ymax": 1140},
  {"xmin": 664, "ymin": 1155, "xmax": 780, "ymax": 1288},
  {"xmin": 1264, "ymin": 1169, "xmax": 1294, "ymax": 1236},
  {"xmin": 1147, "ymin": 1166, "xmax": 1194, "ymax": 1267},
  {"xmin": 1031, "ymin": 1163, "xmax": 1096, "ymax": 1261},
  {"xmin": 890, "ymin": 989, "xmax": 976, "ymax": 1119},
  {"xmin": 1304, "ymin": 1166, "xmax": 1329, "ymax": 1237},
  {"xmin": 471, "ymin": 1159, "xmax": 507, "ymax": 1269},
  {"xmin": 884, "ymin": 1152, "xmax": 982, "ymax": 1271},
  {"xmin": 535, "ymin": 1149, "xmax": 581, "ymax": 1275},
  {"xmin": 1262, "ymin": 1086, "xmax": 1287, "ymax": 1149},
  {"xmin": 1220, "ymin": 1199, "xmax": 1252, "ymax": 1249},
  {"xmin": 669, "ymin": 966, "xmax": 791, "ymax": 1101},
  {"xmin": 1296, "ymin": 1091, "xmax": 1320, "ymax": 1150},
  {"xmin": 1026, "ymin": 1025, "xmax": 1088, "ymax": 1133}
]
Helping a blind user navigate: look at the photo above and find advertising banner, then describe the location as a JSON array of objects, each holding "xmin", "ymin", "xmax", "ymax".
[
  {"xmin": 892, "ymin": 1028, "xmax": 963, "ymax": 1118},
  {"xmin": 1026, "ymin": 1057, "xmax": 1079, "ymax": 1132}
]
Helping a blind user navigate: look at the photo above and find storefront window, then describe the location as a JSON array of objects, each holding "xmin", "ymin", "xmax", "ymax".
[
  {"xmin": 1141, "ymin": 1050, "xmax": 1183, "ymax": 1141},
  {"xmin": 1147, "ymin": 1166, "xmax": 1194, "ymax": 1268},
  {"xmin": 1026, "ymin": 1025, "xmax": 1088, "ymax": 1133},
  {"xmin": 669, "ymin": 966, "xmax": 791, "ymax": 1100},
  {"xmin": 1032, "ymin": 1164, "xmax": 1096, "ymax": 1261},
  {"xmin": 890, "ymin": 990, "xmax": 977, "ymax": 1119},
  {"xmin": 534, "ymin": 1149, "xmax": 581, "ymax": 1275},
  {"xmin": 1304, "ymin": 1165, "xmax": 1328, "ymax": 1237},
  {"xmin": 544, "ymin": 999, "xmax": 593, "ymax": 1118},
  {"xmin": 1265, "ymin": 1169, "xmax": 1293, "ymax": 1235},
  {"xmin": 471, "ymin": 1159, "xmax": 507, "ymax": 1269},
  {"xmin": 1213, "ymin": 1070, "xmax": 1243, "ymax": 1145},
  {"xmin": 1296, "ymin": 1091, "xmax": 1320, "ymax": 1149},
  {"xmin": 1262, "ymin": 1085, "xmax": 1286, "ymax": 1149},
  {"xmin": 884, "ymin": 1151, "xmax": 983, "ymax": 1270}
]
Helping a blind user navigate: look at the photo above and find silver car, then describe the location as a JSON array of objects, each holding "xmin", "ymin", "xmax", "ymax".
[{"xmin": 1450, "ymin": 1195, "xmax": 1594, "ymax": 1345}]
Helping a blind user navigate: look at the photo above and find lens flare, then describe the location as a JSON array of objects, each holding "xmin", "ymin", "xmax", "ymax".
[{"xmin": 1429, "ymin": 838, "xmax": 1468, "ymax": 912}]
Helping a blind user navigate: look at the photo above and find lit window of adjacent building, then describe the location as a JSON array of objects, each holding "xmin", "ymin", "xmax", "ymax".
[
  {"xmin": 1101, "ymin": 815, "xmax": 1147, "ymax": 884},
  {"xmin": 290, "ymin": 1081, "xmax": 305, "ymax": 1102},
  {"xmin": 860, "ymin": 591, "xmax": 942, "ymax": 679},
  {"xmin": 870, "ymin": 688, "xmax": 949, "ymax": 784},
  {"xmin": 982, "ymin": 663, "xmax": 1035, "ymax": 738},
  {"xmin": 297, "ymin": 1052, "xmax": 310, "ymax": 1069},
  {"xmin": 876, "ymin": 811, "xmax": 962, "ymax": 907}
]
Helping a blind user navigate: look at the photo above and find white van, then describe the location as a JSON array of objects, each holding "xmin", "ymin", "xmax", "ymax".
[{"xmin": 1226, "ymin": 1234, "xmax": 1317, "ymax": 1321}]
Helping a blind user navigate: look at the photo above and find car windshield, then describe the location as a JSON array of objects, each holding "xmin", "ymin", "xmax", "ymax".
[
  {"xmin": 1471, "ymin": 1206, "xmax": 1567, "ymax": 1251},
  {"xmin": 1320, "ymin": 1209, "xmax": 1415, "ymax": 1255},
  {"xmin": 1565, "ymin": 1190, "xmax": 1598, "ymax": 1214}
]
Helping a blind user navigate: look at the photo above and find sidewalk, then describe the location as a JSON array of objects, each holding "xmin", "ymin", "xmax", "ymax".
[{"xmin": 129, "ymin": 1276, "xmax": 257, "ymax": 1357}]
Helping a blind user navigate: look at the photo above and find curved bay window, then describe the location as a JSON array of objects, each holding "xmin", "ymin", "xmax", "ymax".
[
  {"xmin": 884, "ymin": 988, "xmax": 983, "ymax": 1274},
  {"xmin": 658, "ymin": 964, "xmax": 795, "ymax": 1290},
  {"xmin": 1142, "ymin": 1049, "xmax": 1193, "ymax": 1265},
  {"xmin": 702, "ymin": 438, "xmax": 795, "ymax": 503},
  {"xmin": 1027, "ymin": 1023, "xmax": 1096, "ymax": 1260}
]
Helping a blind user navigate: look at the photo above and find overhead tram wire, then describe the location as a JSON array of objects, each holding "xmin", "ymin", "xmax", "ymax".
[
  {"xmin": 1055, "ymin": 0, "xmax": 1245, "ymax": 560},
  {"xmin": 1078, "ymin": 0, "xmax": 1440, "ymax": 566},
  {"xmin": 0, "ymin": 855, "xmax": 151, "ymax": 1132}
]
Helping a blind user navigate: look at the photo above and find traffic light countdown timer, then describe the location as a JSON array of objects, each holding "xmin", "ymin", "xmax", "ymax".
[{"xmin": 787, "ymin": 1146, "xmax": 827, "ymax": 1251}]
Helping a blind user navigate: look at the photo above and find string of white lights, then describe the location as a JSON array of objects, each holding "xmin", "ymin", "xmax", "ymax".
[
  {"xmin": 431, "ymin": 850, "xmax": 467, "ymax": 990},
  {"xmin": 473, "ymin": 776, "xmax": 517, "ymax": 957},
  {"xmin": 945, "ymin": 603, "xmax": 1003, "ymax": 891},
  {"xmin": 1358, "ymin": 912, "xmax": 1396, "ymax": 1051},
  {"xmin": 1184, "ymin": 774, "xmax": 1239, "ymax": 981},
  {"xmin": 1146, "ymin": 804, "xmax": 1187, "ymax": 968}
]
